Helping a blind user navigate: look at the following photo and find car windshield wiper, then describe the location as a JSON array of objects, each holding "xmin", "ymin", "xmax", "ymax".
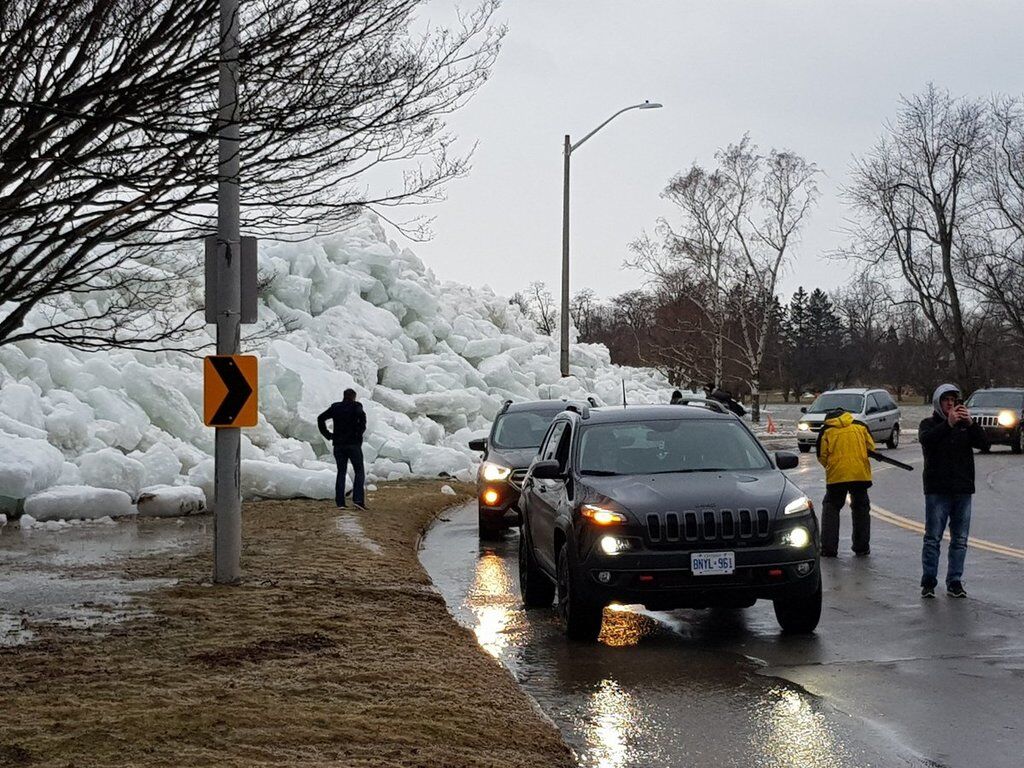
[{"xmin": 579, "ymin": 469, "xmax": 621, "ymax": 476}]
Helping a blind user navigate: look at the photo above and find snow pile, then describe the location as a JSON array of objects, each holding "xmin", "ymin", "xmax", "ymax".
[
  {"xmin": 0, "ymin": 214, "xmax": 672, "ymax": 515},
  {"xmin": 23, "ymin": 486, "xmax": 136, "ymax": 522}
]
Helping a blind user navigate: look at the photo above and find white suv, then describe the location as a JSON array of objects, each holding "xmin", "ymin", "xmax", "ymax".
[{"xmin": 796, "ymin": 388, "xmax": 901, "ymax": 453}]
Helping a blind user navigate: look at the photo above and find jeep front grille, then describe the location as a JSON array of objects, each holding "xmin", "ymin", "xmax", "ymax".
[
  {"xmin": 646, "ymin": 508, "xmax": 771, "ymax": 547},
  {"xmin": 977, "ymin": 415, "xmax": 1003, "ymax": 428}
]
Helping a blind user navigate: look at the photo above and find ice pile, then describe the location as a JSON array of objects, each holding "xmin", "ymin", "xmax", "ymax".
[{"xmin": 0, "ymin": 214, "xmax": 672, "ymax": 518}]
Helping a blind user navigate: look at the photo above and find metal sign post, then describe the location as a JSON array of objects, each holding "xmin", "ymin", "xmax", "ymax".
[{"xmin": 214, "ymin": 0, "xmax": 242, "ymax": 584}]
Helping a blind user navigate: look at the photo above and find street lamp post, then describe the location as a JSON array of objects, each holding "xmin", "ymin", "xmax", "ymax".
[{"xmin": 560, "ymin": 100, "xmax": 662, "ymax": 378}]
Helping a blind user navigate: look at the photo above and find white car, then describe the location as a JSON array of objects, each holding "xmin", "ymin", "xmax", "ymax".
[{"xmin": 796, "ymin": 388, "xmax": 901, "ymax": 453}]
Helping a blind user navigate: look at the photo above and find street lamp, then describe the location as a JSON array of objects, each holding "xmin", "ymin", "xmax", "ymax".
[{"xmin": 560, "ymin": 100, "xmax": 662, "ymax": 378}]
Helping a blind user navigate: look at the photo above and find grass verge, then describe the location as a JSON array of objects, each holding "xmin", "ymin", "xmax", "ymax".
[{"xmin": 0, "ymin": 481, "xmax": 575, "ymax": 768}]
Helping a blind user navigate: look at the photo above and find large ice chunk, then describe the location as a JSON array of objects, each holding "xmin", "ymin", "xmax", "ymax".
[
  {"xmin": 0, "ymin": 435, "xmax": 64, "ymax": 499},
  {"xmin": 136, "ymin": 485, "xmax": 206, "ymax": 517},
  {"xmin": 23, "ymin": 485, "xmax": 136, "ymax": 521},
  {"xmin": 78, "ymin": 448, "xmax": 147, "ymax": 501}
]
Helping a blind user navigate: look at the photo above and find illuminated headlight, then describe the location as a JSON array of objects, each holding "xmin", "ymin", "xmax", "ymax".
[
  {"xmin": 599, "ymin": 535, "xmax": 633, "ymax": 555},
  {"xmin": 781, "ymin": 526, "xmax": 811, "ymax": 548},
  {"xmin": 783, "ymin": 496, "xmax": 813, "ymax": 516},
  {"xmin": 998, "ymin": 410, "xmax": 1018, "ymax": 427},
  {"xmin": 797, "ymin": 422, "xmax": 811, "ymax": 431},
  {"xmin": 481, "ymin": 461, "xmax": 512, "ymax": 481},
  {"xmin": 581, "ymin": 504, "xmax": 628, "ymax": 525}
]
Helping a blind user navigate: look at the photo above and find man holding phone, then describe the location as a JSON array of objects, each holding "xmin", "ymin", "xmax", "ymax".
[{"xmin": 918, "ymin": 383, "xmax": 988, "ymax": 598}]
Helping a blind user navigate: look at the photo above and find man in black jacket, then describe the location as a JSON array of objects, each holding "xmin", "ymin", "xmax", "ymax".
[
  {"xmin": 918, "ymin": 383, "xmax": 988, "ymax": 598},
  {"xmin": 318, "ymin": 389, "xmax": 367, "ymax": 509}
]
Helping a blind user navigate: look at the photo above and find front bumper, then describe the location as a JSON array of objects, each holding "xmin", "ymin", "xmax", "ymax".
[
  {"xmin": 797, "ymin": 428, "xmax": 821, "ymax": 445},
  {"xmin": 477, "ymin": 482, "xmax": 521, "ymax": 526},
  {"xmin": 577, "ymin": 526, "xmax": 819, "ymax": 609},
  {"xmin": 981, "ymin": 425, "xmax": 1016, "ymax": 444}
]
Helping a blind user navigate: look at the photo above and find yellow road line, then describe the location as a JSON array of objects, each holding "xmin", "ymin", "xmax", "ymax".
[{"xmin": 870, "ymin": 504, "xmax": 1024, "ymax": 560}]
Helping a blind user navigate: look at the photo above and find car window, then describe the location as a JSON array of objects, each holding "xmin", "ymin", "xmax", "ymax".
[
  {"xmin": 492, "ymin": 409, "xmax": 561, "ymax": 449},
  {"xmin": 966, "ymin": 392, "xmax": 1024, "ymax": 409},
  {"xmin": 577, "ymin": 418, "xmax": 771, "ymax": 476},
  {"xmin": 866, "ymin": 394, "xmax": 881, "ymax": 413},
  {"xmin": 879, "ymin": 393, "xmax": 897, "ymax": 410},
  {"xmin": 554, "ymin": 424, "xmax": 573, "ymax": 470},
  {"xmin": 806, "ymin": 393, "xmax": 866, "ymax": 414},
  {"xmin": 541, "ymin": 422, "xmax": 566, "ymax": 462}
]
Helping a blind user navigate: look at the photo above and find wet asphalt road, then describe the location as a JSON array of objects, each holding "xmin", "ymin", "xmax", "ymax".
[{"xmin": 419, "ymin": 441, "xmax": 1024, "ymax": 768}]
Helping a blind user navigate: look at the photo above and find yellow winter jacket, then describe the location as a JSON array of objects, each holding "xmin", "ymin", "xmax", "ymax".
[{"xmin": 816, "ymin": 411, "xmax": 874, "ymax": 485}]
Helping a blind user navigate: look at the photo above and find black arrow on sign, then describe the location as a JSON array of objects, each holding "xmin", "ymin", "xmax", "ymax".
[{"xmin": 209, "ymin": 356, "xmax": 253, "ymax": 426}]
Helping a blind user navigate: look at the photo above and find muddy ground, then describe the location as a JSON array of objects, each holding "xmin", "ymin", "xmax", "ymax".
[{"xmin": 0, "ymin": 482, "xmax": 574, "ymax": 768}]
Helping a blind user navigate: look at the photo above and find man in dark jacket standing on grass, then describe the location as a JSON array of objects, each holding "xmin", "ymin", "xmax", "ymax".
[
  {"xmin": 318, "ymin": 388, "xmax": 367, "ymax": 510},
  {"xmin": 918, "ymin": 383, "xmax": 988, "ymax": 598}
]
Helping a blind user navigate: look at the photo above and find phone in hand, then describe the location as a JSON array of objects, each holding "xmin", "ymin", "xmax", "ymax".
[{"xmin": 954, "ymin": 397, "xmax": 965, "ymax": 407}]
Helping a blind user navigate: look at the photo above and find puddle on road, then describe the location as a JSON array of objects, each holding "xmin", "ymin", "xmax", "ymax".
[
  {"xmin": 420, "ymin": 503, "xmax": 925, "ymax": 768},
  {"xmin": 0, "ymin": 517, "xmax": 204, "ymax": 647}
]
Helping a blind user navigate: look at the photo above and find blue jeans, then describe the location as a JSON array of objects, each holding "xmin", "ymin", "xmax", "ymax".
[
  {"xmin": 333, "ymin": 444, "xmax": 365, "ymax": 507},
  {"xmin": 922, "ymin": 494, "xmax": 972, "ymax": 588}
]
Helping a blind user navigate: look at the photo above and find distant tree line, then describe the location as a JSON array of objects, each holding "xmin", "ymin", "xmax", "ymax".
[{"xmin": 516, "ymin": 85, "xmax": 1024, "ymax": 415}]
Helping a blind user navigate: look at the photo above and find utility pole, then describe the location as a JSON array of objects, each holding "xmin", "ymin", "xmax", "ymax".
[
  {"xmin": 560, "ymin": 134, "xmax": 571, "ymax": 378},
  {"xmin": 214, "ymin": 0, "xmax": 242, "ymax": 584}
]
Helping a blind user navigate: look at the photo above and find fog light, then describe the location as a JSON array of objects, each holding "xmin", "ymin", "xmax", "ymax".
[
  {"xmin": 597, "ymin": 571, "xmax": 611, "ymax": 583},
  {"xmin": 783, "ymin": 526, "xmax": 811, "ymax": 548},
  {"xmin": 796, "ymin": 562, "xmax": 812, "ymax": 575},
  {"xmin": 599, "ymin": 536, "xmax": 631, "ymax": 555},
  {"xmin": 482, "ymin": 488, "xmax": 500, "ymax": 505}
]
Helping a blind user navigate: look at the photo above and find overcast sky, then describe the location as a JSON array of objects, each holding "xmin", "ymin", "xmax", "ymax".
[{"xmin": 409, "ymin": 0, "xmax": 1024, "ymax": 302}]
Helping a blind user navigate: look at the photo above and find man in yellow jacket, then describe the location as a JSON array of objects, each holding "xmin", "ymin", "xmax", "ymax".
[{"xmin": 816, "ymin": 408, "xmax": 874, "ymax": 557}]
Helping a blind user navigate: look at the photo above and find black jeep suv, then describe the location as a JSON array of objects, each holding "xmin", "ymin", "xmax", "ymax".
[
  {"xmin": 469, "ymin": 399, "xmax": 587, "ymax": 539},
  {"xmin": 517, "ymin": 401, "xmax": 821, "ymax": 640},
  {"xmin": 964, "ymin": 388, "xmax": 1024, "ymax": 453}
]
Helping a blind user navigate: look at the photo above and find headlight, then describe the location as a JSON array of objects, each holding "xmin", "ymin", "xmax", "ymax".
[
  {"xmin": 797, "ymin": 422, "xmax": 811, "ymax": 431},
  {"xmin": 481, "ymin": 461, "xmax": 512, "ymax": 481},
  {"xmin": 784, "ymin": 496, "xmax": 813, "ymax": 516},
  {"xmin": 781, "ymin": 526, "xmax": 811, "ymax": 548},
  {"xmin": 599, "ymin": 535, "xmax": 633, "ymax": 555},
  {"xmin": 998, "ymin": 410, "xmax": 1018, "ymax": 427},
  {"xmin": 581, "ymin": 504, "xmax": 628, "ymax": 525}
]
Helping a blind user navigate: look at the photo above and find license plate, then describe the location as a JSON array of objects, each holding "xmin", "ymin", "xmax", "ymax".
[{"xmin": 691, "ymin": 551, "xmax": 735, "ymax": 575}]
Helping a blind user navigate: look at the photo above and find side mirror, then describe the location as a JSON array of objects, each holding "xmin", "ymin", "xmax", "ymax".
[
  {"xmin": 774, "ymin": 451, "xmax": 799, "ymax": 470},
  {"xmin": 468, "ymin": 438, "xmax": 487, "ymax": 452},
  {"xmin": 531, "ymin": 459, "xmax": 563, "ymax": 480},
  {"xmin": 800, "ymin": 406, "xmax": 807, "ymax": 414}
]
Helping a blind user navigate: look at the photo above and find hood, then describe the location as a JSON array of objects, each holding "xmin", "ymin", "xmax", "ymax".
[
  {"xmin": 486, "ymin": 446, "xmax": 539, "ymax": 470},
  {"xmin": 580, "ymin": 470, "xmax": 793, "ymax": 518},
  {"xmin": 932, "ymin": 383, "xmax": 960, "ymax": 418},
  {"xmin": 824, "ymin": 411, "xmax": 854, "ymax": 429}
]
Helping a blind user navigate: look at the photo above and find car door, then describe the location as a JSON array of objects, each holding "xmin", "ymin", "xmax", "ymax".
[
  {"xmin": 863, "ymin": 393, "xmax": 883, "ymax": 439},
  {"xmin": 529, "ymin": 420, "xmax": 566, "ymax": 572}
]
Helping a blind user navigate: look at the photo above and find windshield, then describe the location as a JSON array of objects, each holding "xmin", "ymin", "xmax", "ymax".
[
  {"xmin": 966, "ymin": 392, "xmax": 1024, "ymax": 409},
  {"xmin": 806, "ymin": 393, "xmax": 865, "ymax": 414},
  {"xmin": 491, "ymin": 410, "xmax": 561, "ymax": 449},
  {"xmin": 578, "ymin": 419, "xmax": 771, "ymax": 476}
]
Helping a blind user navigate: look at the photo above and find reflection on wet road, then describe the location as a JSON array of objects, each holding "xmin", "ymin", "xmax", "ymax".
[{"xmin": 421, "ymin": 503, "xmax": 919, "ymax": 768}]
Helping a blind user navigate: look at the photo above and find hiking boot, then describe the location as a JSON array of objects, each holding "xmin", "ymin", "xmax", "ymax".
[
  {"xmin": 946, "ymin": 581, "xmax": 967, "ymax": 598},
  {"xmin": 921, "ymin": 585, "xmax": 935, "ymax": 598}
]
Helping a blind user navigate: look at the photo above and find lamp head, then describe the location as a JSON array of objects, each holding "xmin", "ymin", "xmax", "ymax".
[{"xmin": 639, "ymin": 101, "xmax": 663, "ymax": 109}]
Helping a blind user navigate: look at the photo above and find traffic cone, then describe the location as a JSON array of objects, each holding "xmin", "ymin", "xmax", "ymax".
[{"xmin": 766, "ymin": 414, "xmax": 777, "ymax": 434}]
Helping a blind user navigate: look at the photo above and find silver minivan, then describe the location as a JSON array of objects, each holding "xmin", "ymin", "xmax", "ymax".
[{"xmin": 796, "ymin": 388, "xmax": 901, "ymax": 453}]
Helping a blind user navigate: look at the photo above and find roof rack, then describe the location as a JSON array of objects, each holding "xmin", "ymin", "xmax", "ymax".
[
  {"xmin": 674, "ymin": 397, "xmax": 729, "ymax": 414},
  {"xmin": 563, "ymin": 402, "xmax": 591, "ymax": 420}
]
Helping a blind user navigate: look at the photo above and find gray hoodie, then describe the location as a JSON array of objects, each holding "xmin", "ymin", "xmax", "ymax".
[{"xmin": 932, "ymin": 383, "xmax": 960, "ymax": 418}]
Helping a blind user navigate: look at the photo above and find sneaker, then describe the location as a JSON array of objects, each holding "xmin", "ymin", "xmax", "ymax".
[
  {"xmin": 921, "ymin": 585, "xmax": 935, "ymax": 598},
  {"xmin": 353, "ymin": 501, "xmax": 368, "ymax": 511},
  {"xmin": 946, "ymin": 581, "xmax": 967, "ymax": 598}
]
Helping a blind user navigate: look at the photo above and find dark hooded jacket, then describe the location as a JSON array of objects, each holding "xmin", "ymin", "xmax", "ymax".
[
  {"xmin": 318, "ymin": 400, "xmax": 366, "ymax": 446},
  {"xmin": 918, "ymin": 383, "xmax": 987, "ymax": 495}
]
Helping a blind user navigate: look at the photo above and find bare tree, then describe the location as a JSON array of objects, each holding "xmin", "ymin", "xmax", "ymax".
[
  {"xmin": 631, "ymin": 137, "xmax": 818, "ymax": 420},
  {"xmin": 843, "ymin": 85, "xmax": 988, "ymax": 388},
  {"xmin": 569, "ymin": 288, "xmax": 600, "ymax": 341},
  {"xmin": 518, "ymin": 280, "xmax": 557, "ymax": 336},
  {"xmin": 0, "ymin": 0, "xmax": 503, "ymax": 350}
]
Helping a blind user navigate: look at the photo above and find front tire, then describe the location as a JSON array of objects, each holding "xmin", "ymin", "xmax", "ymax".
[
  {"xmin": 478, "ymin": 506, "xmax": 503, "ymax": 540},
  {"xmin": 556, "ymin": 545, "xmax": 603, "ymax": 641},
  {"xmin": 519, "ymin": 525, "xmax": 555, "ymax": 608},
  {"xmin": 773, "ymin": 572, "xmax": 822, "ymax": 634},
  {"xmin": 886, "ymin": 425, "xmax": 900, "ymax": 449},
  {"xmin": 1012, "ymin": 428, "xmax": 1023, "ymax": 455}
]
